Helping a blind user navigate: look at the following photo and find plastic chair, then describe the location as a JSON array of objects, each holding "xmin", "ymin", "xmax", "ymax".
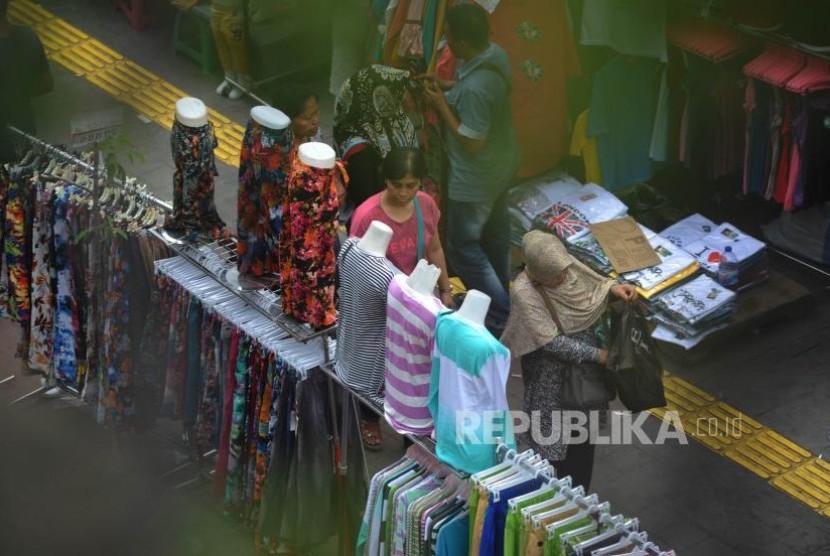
[{"xmin": 172, "ymin": 3, "xmax": 216, "ymax": 74}]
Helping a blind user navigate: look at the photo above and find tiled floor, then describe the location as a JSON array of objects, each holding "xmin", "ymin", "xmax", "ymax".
[{"xmin": 5, "ymin": 1, "xmax": 830, "ymax": 553}]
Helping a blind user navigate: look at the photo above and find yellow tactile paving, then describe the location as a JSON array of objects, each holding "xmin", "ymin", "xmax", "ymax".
[
  {"xmin": 8, "ymin": 0, "xmax": 243, "ymax": 168},
  {"xmin": 8, "ymin": 0, "xmax": 830, "ymax": 522}
]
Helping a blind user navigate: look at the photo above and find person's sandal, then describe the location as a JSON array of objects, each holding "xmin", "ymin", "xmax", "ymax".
[{"xmin": 361, "ymin": 420, "xmax": 382, "ymax": 451}]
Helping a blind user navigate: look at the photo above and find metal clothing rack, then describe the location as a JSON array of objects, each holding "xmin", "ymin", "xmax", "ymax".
[
  {"xmin": 494, "ymin": 443, "xmax": 675, "ymax": 556},
  {"xmin": 5, "ymin": 128, "xmax": 173, "ymax": 405},
  {"xmin": 317, "ymin": 361, "xmax": 468, "ymax": 477}
]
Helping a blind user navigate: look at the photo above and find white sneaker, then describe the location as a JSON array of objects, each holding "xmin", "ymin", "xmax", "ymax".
[
  {"xmin": 216, "ymin": 79, "xmax": 231, "ymax": 97},
  {"xmin": 228, "ymin": 86, "xmax": 244, "ymax": 100}
]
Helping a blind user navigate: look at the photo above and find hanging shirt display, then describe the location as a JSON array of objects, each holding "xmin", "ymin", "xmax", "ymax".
[
  {"xmin": 279, "ymin": 156, "xmax": 343, "ymax": 329},
  {"xmin": 236, "ymin": 119, "xmax": 293, "ymax": 276},
  {"xmin": 580, "ymin": 0, "xmax": 668, "ymax": 62},
  {"xmin": 428, "ymin": 312, "xmax": 512, "ymax": 474},
  {"xmin": 384, "ymin": 273, "xmax": 443, "ymax": 435},
  {"xmin": 166, "ymin": 120, "xmax": 226, "ymax": 238},
  {"xmin": 489, "ymin": 0, "xmax": 581, "ymax": 178},
  {"xmin": 336, "ymin": 237, "xmax": 400, "ymax": 404},
  {"xmin": 587, "ymin": 56, "xmax": 662, "ymax": 191}
]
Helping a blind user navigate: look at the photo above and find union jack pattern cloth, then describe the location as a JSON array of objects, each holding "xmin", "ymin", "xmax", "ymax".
[{"xmin": 533, "ymin": 203, "xmax": 590, "ymax": 243}]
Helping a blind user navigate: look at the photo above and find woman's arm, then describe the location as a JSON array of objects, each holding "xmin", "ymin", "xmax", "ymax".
[
  {"xmin": 542, "ymin": 335, "xmax": 607, "ymax": 365},
  {"xmin": 426, "ymin": 232, "xmax": 454, "ymax": 308}
]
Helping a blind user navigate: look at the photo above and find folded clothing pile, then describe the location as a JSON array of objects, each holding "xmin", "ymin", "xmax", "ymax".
[
  {"xmin": 532, "ymin": 183, "xmax": 629, "ymax": 244},
  {"xmin": 648, "ymin": 274, "xmax": 738, "ymax": 349},
  {"xmin": 507, "ymin": 171, "xmax": 581, "ymax": 244},
  {"xmin": 681, "ymin": 222, "xmax": 768, "ymax": 291}
]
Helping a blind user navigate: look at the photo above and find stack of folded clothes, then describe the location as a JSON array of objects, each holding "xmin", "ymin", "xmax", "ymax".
[
  {"xmin": 532, "ymin": 183, "xmax": 628, "ymax": 244},
  {"xmin": 682, "ymin": 223, "xmax": 768, "ymax": 291},
  {"xmin": 507, "ymin": 171, "xmax": 581, "ymax": 244},
  {"xmin": 619, "ymin": 233, "xmax": 700, "ymax": 299},
  {"xmin": 648, "ymin": 274, "xmax": 738, "ymax": 349}
]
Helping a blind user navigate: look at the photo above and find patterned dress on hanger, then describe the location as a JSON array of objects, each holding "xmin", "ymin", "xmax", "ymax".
[
  {"xmin": 166, "ymin": 120, "xmax": 227, "ymax": 239},
  {"xmin": 27, "ymin": 181, "xmax": 55, "ymax": 373},
  {"xmin": 236, "ymin": 120, "xmax": 293, "ymax": 276},
  {"xmin": 278, "ymin": 157, "xmax": 344, "ymax": 329}
]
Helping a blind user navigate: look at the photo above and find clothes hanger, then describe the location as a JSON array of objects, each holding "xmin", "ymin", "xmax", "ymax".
[
  {"xmin": 592, "ymin": 531, "xmax": 647, "ymax": 556},
  {"xmin": 532, "ymin": 493, "xmax": 599, "ymax": 529},
  {"xmin": 573, "ymin": 517, "xmax": 638, "ymax": 556},
  {"xmin": 521, "ymin": 491, "xmax": 571, "ymax": 523}
]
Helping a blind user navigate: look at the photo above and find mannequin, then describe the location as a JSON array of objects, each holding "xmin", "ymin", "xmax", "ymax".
[
  {"xmin": 455, "ymin": 289, "xmax": 491, "ymax": 327},
  {"xmin": 280, "ymin": 140, "xmax": 342, "ymax": 328},
  {"xmin": 406, "ymin": 259, "xmax": 441, "ymax": 297},
  {"xmin": 250, "ymin": 106, "xmax": 290, "ymax": 130},
  {"xmin": 298, "ymin": 142, "xmax": 336, "ymax": 169},
  {"xmin": 236, "ymin": 106, "xmax": 292, "ymax": 276},
  {"xmin": 168, "ymin": 97, "xmax": 225, "ymax": 238},
  {"xmin": 357, "ymin": 220, "xmax": 393, "ymax": 258},
  {"xmin": 175, "ymin": 97, "xmax": 208, "ymax": 128}
]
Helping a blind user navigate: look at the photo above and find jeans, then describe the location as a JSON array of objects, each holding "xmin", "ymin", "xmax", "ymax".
[{"xmin": 446, "ymin": 192, "xmax": 511, "ymax": 324}]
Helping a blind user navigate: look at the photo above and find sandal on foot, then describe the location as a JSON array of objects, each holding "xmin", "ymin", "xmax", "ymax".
[{"xmin": 361, "ymin": 420, "xmax": 382, "ymax": 451}]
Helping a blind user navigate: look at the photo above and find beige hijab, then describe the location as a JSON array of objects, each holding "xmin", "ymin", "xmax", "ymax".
[{"xmin": 500, "ymin": 231, "xmax": 614, "ymax": 358}]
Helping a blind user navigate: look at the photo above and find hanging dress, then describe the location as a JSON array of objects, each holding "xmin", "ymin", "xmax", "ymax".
[
  {"xmin": 166, "ymin": 119, "xmax": 226, "ymax": 239},
  {"xmin": 236, "ymin": 119, "xmax": 293, "ymax": 276},
  {"xmin": 278, "ymin": 156, "xmax": 344, "ymax": 329}
]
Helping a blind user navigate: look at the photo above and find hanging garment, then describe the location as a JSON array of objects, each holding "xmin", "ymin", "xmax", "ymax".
[
  {"xmin": 4, "ymin": 169, "xmax": 34, "ymax": 330},
  {"xmin": 333, "ymin": 65, "xmax": 419, "ymax": 159},
  {"xmin": 52, "ymin": 184, "xmax": 82, "ymax": 385},
  {"xmin": 279, "ymin": 157, "xmax": 342, "ymax": 329},
  {"xmin": 167, "ymin": 119, "xmax": 226, "ymax": 238},
  {"xmin": 336, "ymin": 236, "xmax": 400, "ymax": 404},
  {"xmin": 489, "ymin": 0, "xmax": 581, "ymax": 178},
  {"xmin": 569, "ymin": 110, "xmax": 602, "ymax": 185},
  {"xmin": 0, "ymin": 166, "xmax": 10, "ymax": 319},
  {"xmin": 429, "ymin": 312, "xmax": 512, "ymax": 474},
  {"xmin": 587, "ymin": 56, "xmax": 662, "ymax": 191},
  {"xmin": 237, "ymin": 119, "xmax": 293, "ymax": 276},
  {"xmin": 27, "ymin": 182, "xmax": 54, "ymax": 372},
  {"xmin": 580, "ymin": 0, "xmax": 668, "ymax": 61},
  {"xmin": 102, "ymin": 236, "xmax": 133, "ymax": 428},
  {"xmin": 384, "ymin": 273, "xmax": 443, "ymax": 435}
]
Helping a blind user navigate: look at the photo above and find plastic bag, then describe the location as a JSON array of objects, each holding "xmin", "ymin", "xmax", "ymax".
[{"xmin": 607, "ymin": 303, "xmax": 666, "ymax": 412}]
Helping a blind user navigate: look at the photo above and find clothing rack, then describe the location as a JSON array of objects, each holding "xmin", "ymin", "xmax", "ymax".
[
  {"xmin": 494, "ymin": 443, "xmax": 674, "ymax": 556},
  {"xmin": 7, "ymin": 126, "xmax": 174, "ymax": 213},
  {"xmin": 318, "ymin": 361, "xmax": 467, "ymax": 479},
  {"xmin": 683, "ymin": 3, "xmax": 830, "ymax": 63}
]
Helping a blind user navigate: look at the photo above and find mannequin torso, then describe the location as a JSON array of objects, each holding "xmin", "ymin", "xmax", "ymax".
[
  {"xmin": 357, "ymin": 220, "xmax": 393, "ymax": 257},
  {"xmin": 175, "ymin": 97, "xmax": 208, "ymax": 127},
  {"xmin": 455, "ymin": 289, "xmax": 491, "ymax": 327},
  {"xmin": 406, "ymin": 259, "xmax": 440, "ymax": 296},
  {"xmin": 250, "ymin": 106, "xmax": 290, "ymax": 130},
  {"xmin": 298, "ymin": 142, "xmax": 335, "ymax": 169}
]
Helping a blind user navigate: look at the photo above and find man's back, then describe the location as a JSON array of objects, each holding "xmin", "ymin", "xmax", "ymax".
[{"xmin": 444, "ymin": 42, "xmax": 520, "ymax": 204}]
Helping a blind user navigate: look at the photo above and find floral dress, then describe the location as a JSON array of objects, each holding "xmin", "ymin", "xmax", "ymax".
[
  {"xmin": 236, "ymin": 119, "xmax": 293, "ymax": 276},
  {"xmin": 278, "ymin": 157, "xmax": 343, "ymax": 329},
  {"xmin": 166, "ymin": 119, "xmax": 226, "ymax": 239},
  {"xmin": 52, "ymin": 185, "xmax": 83, "ymax": 385},
  {"xmin": 27, "ymin": 182, "xmax": 55, "ymax": 373}
]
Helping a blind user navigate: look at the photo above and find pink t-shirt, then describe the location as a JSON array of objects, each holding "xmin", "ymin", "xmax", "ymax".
[{"xmin": 349, "ymin": 191, "xmax": 440, "ymax": 274}]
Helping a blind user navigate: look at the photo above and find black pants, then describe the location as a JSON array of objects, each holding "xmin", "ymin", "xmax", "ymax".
[{"xmin": 554, "ymin": 441, "xmax": 596, "ymax": 492}]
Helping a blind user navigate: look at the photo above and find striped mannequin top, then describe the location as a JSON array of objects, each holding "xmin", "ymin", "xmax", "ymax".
[
  {"xmin": 383, "ymin": 273, "xmax": 444, "ymax": 435},
  {"xmin": 335, "ymin": 237, "xmax": 400, "ymax": 404}
]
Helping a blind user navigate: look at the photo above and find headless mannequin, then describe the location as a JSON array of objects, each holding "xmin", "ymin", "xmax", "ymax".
[
  {"xmin": 406, "ymin": 259, "xmax": 440, "ymax": 296},
  {"xmin": 298, "ymin": 142, "xmax": 336, "ymax": 169},
  {"xmin": 175, "ymin": 97, "xmax": 208, "ymax": 128},
  {"xmin": 357, "ymin": 220, "xmax": 393, "ymax": 257},
  {"xmin": 250, "ymin": 106, "xmax": 290, "ymax": 130},
  {"xmin": 455, "ymin": 290, "xmax": 491, "ymax": 327}
]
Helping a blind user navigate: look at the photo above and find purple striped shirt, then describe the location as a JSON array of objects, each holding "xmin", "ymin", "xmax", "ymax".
[{"xmin": 384, "ymin": 274, "xmax": 443, "ymax": 435}]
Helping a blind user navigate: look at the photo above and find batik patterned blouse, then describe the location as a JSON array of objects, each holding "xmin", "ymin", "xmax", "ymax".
[
  {"xmin": 279, "ymin": 157, "xmax": 342, "ymax": 329},
  {"xmin": 237, "ymin": 120, "xmax": 293, "ymax": 276},
  {"xmin": 52, "ymin": 185, "xmax": 82, "ymax": 384}
]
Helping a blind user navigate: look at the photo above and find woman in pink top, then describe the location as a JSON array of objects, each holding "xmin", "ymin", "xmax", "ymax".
[{"xmin": 350, "ymin": 147, "xmax": 454, "ymax": 308}]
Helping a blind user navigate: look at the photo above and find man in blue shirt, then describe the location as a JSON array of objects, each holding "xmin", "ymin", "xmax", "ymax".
[{"xmin": 422, "ymin": 3, "xmax": 519, "ymax": 328}]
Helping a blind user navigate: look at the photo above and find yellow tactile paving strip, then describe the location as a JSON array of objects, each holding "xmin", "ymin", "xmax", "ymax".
[
  {"xmin": 8, "ymin": 0, "xmax": 244, "ymax": 167},
  {"xmin": 9, "ymin": 0, "xmax": 830, "ymax": 523},
  {"xmin": 651, "ymin": 373, "xmax": 830, "ymax": 518}
]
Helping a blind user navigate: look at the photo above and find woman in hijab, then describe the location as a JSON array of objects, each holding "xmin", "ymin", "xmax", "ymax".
[
  {"xmin": 333, "ymin": 65, "xmax": 420, "ymax": 219},
  {"xmin": 500, "ymin": 231, "xmax": 637, "ymax": 490}
]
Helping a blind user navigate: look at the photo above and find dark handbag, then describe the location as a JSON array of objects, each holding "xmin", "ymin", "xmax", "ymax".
[
  {"xmin": 537, "ymin": 290, "xmax": 616, "ymax": 410},
  {"xmin": 559, "ymin": 362, "xmax": 616, "ymax": 410},
  {"xmin": 607, "ymin": 302, "xmax": 666, "ymax": 412}
]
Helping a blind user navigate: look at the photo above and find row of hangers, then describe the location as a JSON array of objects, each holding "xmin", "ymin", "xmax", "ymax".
[
  {"xmin": 744, "ymin": 42, "xmax": 830, "ymax": 93},
  {"xmin": 479, "ymin": 444, "xmax": 675, "ymax": 556},
  {"xmin": 155, "ymin": 257, "xmax": 328, "ymax": 376}
]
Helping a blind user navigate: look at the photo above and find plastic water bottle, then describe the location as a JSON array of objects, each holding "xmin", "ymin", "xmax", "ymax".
[{"xmin": 718, "ymin": 245, "xmax": 739, "ymax": 288}]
